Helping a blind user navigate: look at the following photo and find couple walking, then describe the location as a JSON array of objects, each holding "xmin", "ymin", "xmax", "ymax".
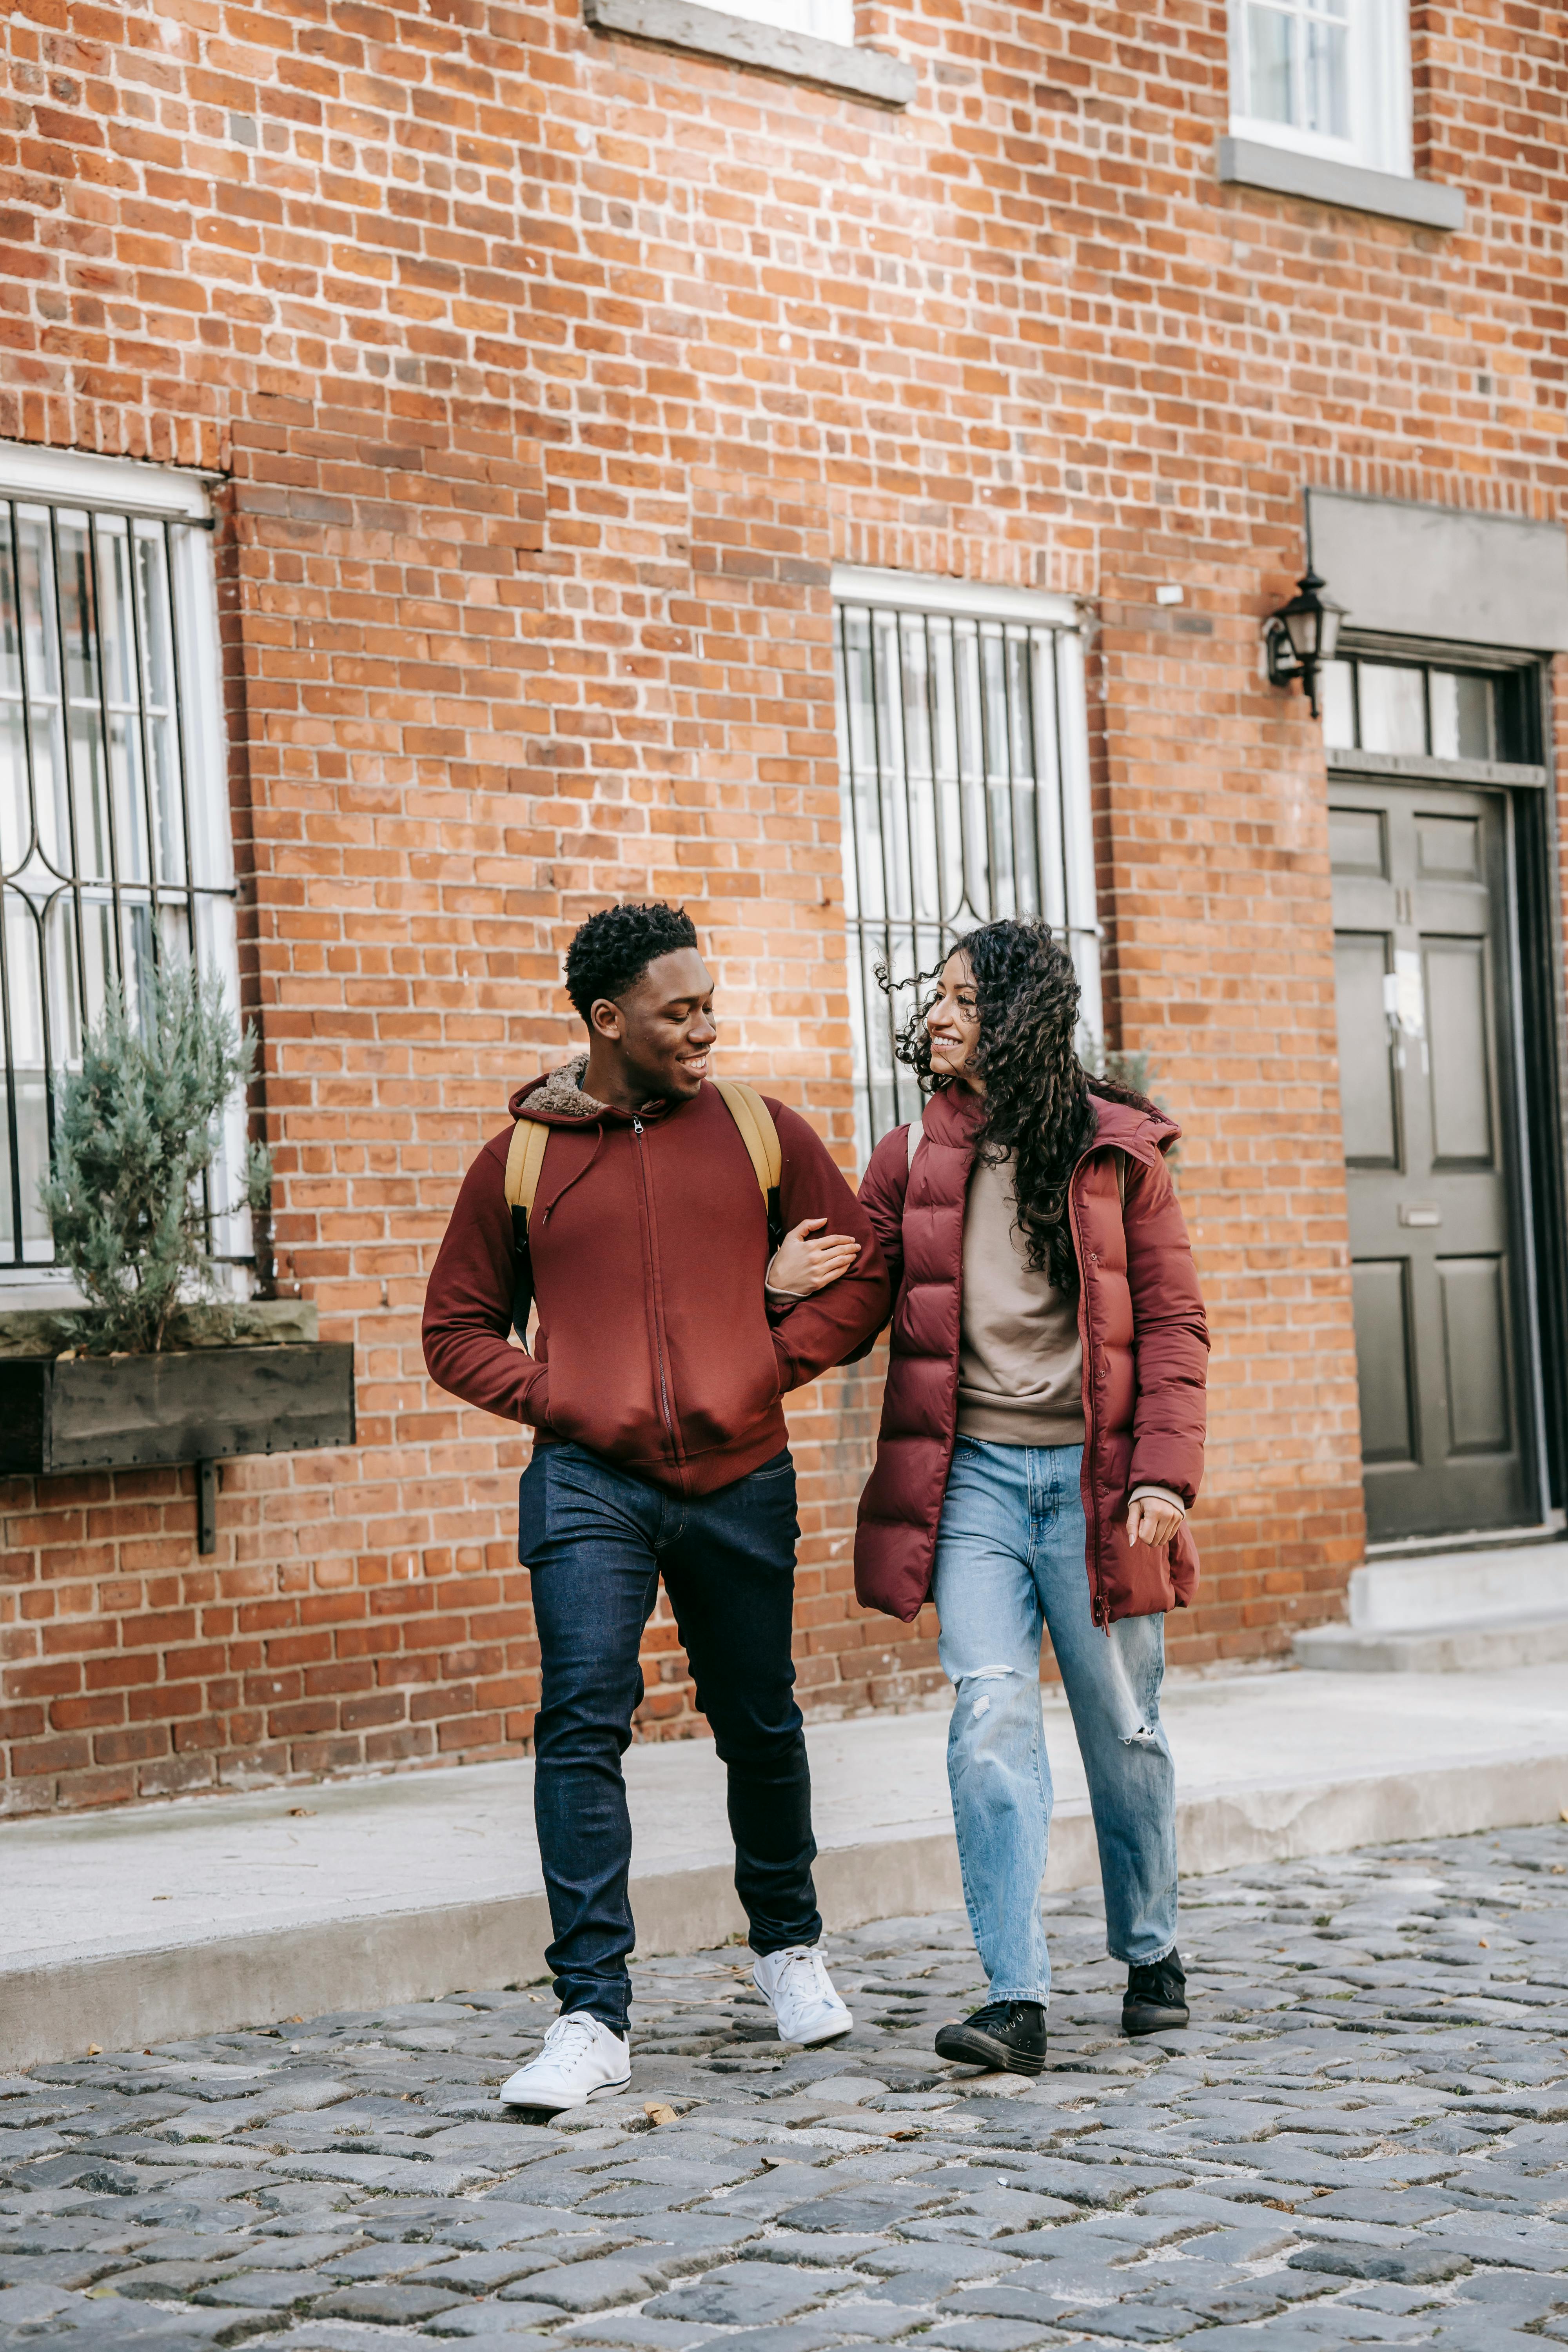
[{"xmin": 423, "ymin": 901, "xmax": 1208, "ymax": 2111}]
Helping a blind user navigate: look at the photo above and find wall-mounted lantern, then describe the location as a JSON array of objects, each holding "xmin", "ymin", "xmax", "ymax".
[{"xmin": 1263, "ymin": 568, "xmax": 1348, "ymax": 719}]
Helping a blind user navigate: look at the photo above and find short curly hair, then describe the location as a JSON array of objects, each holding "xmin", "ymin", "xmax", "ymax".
[{"xmin": 564, "ymin": 901, "xmax": 701, "ymax": 1024}]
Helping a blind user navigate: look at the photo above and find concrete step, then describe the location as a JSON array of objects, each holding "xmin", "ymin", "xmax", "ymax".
[
  {"xmin": 1293, "ymin": 1540, "xmax": 1568, "ymax": 1671},
  {"xmin": 5, "ymin": 1661, "xmax": 1568, "ymax": 2068},
  {"xmin": 1295, "ymin": 1610, "xmax": 1568, "ymax": 1673},
  {"xmin": 1346, "ymin": 1541, "xmax": 1568, "ymax": 1630}
]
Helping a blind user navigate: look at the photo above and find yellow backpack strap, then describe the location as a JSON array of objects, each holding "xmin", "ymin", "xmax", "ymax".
[
  {"xmin": 503, "ymin": 1117, "xmax": 551, "ymax": 1341},
  {"xmin": 504, "ymin": 1116, "xmax": 551, "ymax": 1220},
  {"xmin": 713, "ymin": 1079, "xmax": 784, "ymax": 1249}
]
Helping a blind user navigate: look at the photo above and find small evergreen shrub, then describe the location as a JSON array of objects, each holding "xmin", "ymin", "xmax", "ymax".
[{"xmin": 39, "ymin": 965, "xmax": 272, "ymax": 1354}]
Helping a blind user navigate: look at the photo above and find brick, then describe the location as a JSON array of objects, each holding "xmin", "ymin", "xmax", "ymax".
[{"xmin": 2, "ymin": 0, "xmax": 1555, "ymax": 1818}]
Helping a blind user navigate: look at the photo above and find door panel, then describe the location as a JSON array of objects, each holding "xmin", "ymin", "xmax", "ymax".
[
  {"xmin": 1424, "ymin": 941, "xmax": 1494, "ymax": 1165},
  {"xmin": 1329, "ymin": 806, "xmax": 1388, "ymax": 877},
  {"xmin": 1438, "ymin": 1257, "xmax": 1512, "ymax": 1456},
  {"xmin": 1350, "ymin": 1261, "xmax": 1416, "ymax": 1464},
  {"xmin": 1331, "ymin": 778, "xmax": 1534, "ymax": 1541},
  {"xmin": 1417, "ymin": 813, "xmax": 1481, "ymax": 881},
  {"xmin": 1335, "ymin": 936, "xmax": 1399, "ymax": 1164}
]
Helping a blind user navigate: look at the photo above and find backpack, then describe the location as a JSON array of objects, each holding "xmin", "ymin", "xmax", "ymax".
[{"xmin": 503, "ymin": 1080, "xmax": 784, "ymax": 1338}]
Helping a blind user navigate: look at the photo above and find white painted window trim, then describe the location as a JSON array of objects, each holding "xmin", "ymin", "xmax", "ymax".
[
  {"xmin": 0, "ymin": 441, "xmax": 216, "ymax": 521},
  {"xmin": 1229, "ymin": 0, "xmax": 1412, "ymax": 180},
  {"xmin": 0, "ymin": 442, "xmax": 249, "ymax": 1298},
  {"xmin": 721, "ymin": 0, "xmax": 852, "ymax": 42},
  {"xmin": 831, "ymin": 565, "xmax": 1082, "ymax": 632}
]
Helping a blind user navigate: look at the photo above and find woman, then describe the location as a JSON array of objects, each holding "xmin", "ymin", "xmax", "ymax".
[{"xmin": 856, "ymin": 918, "xmax": 1208, "ymax": 2074}]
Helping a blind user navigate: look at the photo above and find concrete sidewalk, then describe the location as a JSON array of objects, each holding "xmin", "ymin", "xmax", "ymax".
[{"xmin": 6, "ymin": 1661, "xmax": 1568, "ymax": 2068}]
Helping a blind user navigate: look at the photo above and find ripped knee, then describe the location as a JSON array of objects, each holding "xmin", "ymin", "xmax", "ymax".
[
  {"xmin": 1122, "ymin": 1722, "xmax": 1160, "ymax": 1746},
  {"xmin": 953, "ymin": 1664, "xmax": 1020, "ymax": 1724}
]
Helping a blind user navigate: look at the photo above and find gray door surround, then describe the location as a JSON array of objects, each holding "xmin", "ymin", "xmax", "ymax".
[
  {"xmin": 1332, "ymin": 776, "xmax": 1539, "ymax": 1543},
  {"xmin": 1306, "ymin": 491, "xmax": 1568, "ymax": 654}
]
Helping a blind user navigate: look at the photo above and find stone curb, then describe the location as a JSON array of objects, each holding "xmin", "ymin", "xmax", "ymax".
[{"xmin": 6, "ymin": 1747, "xmax": 1566, "ymax": 2069}]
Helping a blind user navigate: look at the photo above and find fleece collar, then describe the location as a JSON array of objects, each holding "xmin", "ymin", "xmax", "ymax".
[{"xmin": 528, "ymin": 1057, "xmax": 608, "ymax": 1120}]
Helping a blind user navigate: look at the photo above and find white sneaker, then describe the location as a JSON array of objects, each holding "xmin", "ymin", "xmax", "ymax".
[
  {"xmin": 498, "ymin": 2011, "xmax": 630, "ymax": 2112},
  {"xmin": 753, "ymin": 1944, "xmax": 853, "ymax": 2047}
]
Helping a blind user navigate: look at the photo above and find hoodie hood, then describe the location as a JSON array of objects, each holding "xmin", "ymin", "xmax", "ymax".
[{"xmin": 509, "ymin": 1058, "xmax": 666, "ymax": 1127}]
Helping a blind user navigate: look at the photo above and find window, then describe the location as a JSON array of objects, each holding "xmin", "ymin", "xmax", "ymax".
[
  {"xmin": 1230, "ymin": 0, "xmax": 1411, "ymax": 175},
  {"xmin": 832, "ymin": 567, "xmax": 1102, "ymax": 1166},
  {"xmin": 721, "ymin": 0, "xmax": 853, "ymax": 38},
  {"xmin": 0, "ymin": 445, "xmax": 245, "ymax": 1280},
  {"xmin": 1322, "ymin": 654, "xmax": 1537, "ymax": 768}
]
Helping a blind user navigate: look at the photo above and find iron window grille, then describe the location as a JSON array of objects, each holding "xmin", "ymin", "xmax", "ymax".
[
  {"xmin": 0, "ymin": 454, "xmax": 245, "ymax": 1276},
  {"xmin": 833, "ymin": 570, "xmax": 1103, "ymax": 1166}
]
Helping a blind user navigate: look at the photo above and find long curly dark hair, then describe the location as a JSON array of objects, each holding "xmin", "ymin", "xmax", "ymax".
[{"xmin": 885, "ymin": 918, "xmax": 1157, "ymax": 1291}]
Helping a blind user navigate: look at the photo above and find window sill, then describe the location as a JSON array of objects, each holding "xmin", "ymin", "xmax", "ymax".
[
  {"xmin": 1324, "ymin": 747, "xmax": 1547, "ymax": 792},
  {"xmin": 583, "ymin": 0, "xmax": 916, "ymax": 106},
  {"xmin": 1218, "ymin": 136, "xmax": 1466, "ymax": 233}
]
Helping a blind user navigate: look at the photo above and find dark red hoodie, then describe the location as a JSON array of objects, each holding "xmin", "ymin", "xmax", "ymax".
[{"xmin": 422, "ymin": 1061, "xmax": 891, "ymax": 1497}]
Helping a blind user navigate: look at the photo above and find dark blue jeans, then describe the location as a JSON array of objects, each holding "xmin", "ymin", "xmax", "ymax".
[{"xmin": 519, "ymin": 1441, "xmax": 821, "ymax": 2032}]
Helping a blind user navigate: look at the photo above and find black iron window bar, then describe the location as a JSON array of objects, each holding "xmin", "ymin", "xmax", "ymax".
[
  {"xmin": 833, "ymin": 596, "xmax": 1102, "ymax": 1165},
  {"xmin": 0, "ymin": 494, "xmax": 236, "ymax": 1272}
]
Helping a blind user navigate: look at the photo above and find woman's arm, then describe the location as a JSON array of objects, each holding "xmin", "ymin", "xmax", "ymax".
[
  {"xmin": 767, "ymin": 1217, "xmax": 862, "ymax": 1301},
  {"xmin": 1122, "ymin": 1151, "xmax": 1209, "ymax": 1511},
  {"xmin": 858, "ymin": 1124, "xmax": 911, "ymax": 1299},
  {"xmin": 833, "ymin": 1123, "xmax": 912, "ymax": 1365}
]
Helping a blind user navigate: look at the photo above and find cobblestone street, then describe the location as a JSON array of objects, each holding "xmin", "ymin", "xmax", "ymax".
[{"xmin": 4, "ymin": 1826, "xmax": 1566, "ymax": 2352}]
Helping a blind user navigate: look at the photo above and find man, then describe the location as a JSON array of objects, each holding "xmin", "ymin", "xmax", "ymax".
[{"xmin": 423, "ymin": 901, "xmax": 889, "ymax": 2111}]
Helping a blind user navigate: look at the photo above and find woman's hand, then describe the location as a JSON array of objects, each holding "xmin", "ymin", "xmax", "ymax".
[
  {"xmin": 768, "ymin": 1217, "xmax": 861, "ymax": 1297},
  {"xmin": 1126, "ymin": 1495, "xmax": 1183, "ymax": 1549}
]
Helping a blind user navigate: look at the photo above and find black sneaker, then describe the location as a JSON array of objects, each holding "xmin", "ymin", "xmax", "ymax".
[
  {"xmin": 934, "ymin": 2000, "xmax": 1047, "ymax": 2076},
  {"xmin": 1122, "ymin": 1949, "xmax": 1189, "ymax": 2036}
]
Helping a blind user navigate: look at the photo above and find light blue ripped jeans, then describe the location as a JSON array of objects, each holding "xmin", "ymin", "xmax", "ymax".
[{"xmin": 933, "ymin": 1437, "xmax": 1178, "ymax": 2005}]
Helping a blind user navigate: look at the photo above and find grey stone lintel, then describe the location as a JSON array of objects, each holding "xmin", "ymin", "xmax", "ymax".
[
  {"xmin": 583, "ymin": 0, "xmax": 916, "ymax": 107},
  {"xmin": 1218, "ymin": 134, "xmax": 1466, "ymax": 233},
  {"xmin": 1307, "ymin": 488, "xmax": 1568, "ymax": 652}
]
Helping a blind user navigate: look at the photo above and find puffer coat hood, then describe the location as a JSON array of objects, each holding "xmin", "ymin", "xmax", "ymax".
[{"xmin": 854, "ymin": 1082, "xmax": 1209, "ymax": 1626}]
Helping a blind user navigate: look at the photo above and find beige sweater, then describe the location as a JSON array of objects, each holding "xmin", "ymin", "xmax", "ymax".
[{"xmin": 956, "ymin": 1152, "xmax": 1087, "ymax": 1447}]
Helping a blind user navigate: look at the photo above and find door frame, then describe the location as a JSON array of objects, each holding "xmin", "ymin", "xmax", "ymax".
[{"xmin": 1327, "ymin": 631, "xmax": 1567, "ymax": 1543}]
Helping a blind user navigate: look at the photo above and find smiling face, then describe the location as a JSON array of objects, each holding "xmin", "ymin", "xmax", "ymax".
[
  {"xmin": 590, "ymin": 947, "xmax": 717, "ymax": 1105},
  {"xmin": 925, "ymin": 951, "xmax": 982, "ymax": 1088}
]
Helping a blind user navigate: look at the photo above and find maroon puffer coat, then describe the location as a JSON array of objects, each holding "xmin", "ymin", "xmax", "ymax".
[{"xmin": 854, "ymin": 1083, "xmax": 1209, "ymax": 1627}]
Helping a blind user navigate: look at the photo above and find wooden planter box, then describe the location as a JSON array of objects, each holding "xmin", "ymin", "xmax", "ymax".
[{"xmin": 0, "ymin": 1343, "xmax": 355, "ymax": 1478}]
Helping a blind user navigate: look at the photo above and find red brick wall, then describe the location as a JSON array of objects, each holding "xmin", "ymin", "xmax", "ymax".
[{"xmin": 1, "ymin": 0, "xmax": 1563, "ymax": 1809}]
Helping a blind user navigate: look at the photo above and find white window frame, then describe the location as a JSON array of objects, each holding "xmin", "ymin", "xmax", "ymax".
[
  {"xmin": 831, "ymin": 564, "xmax": 1102, "ymax": 1169},
  {"xmin": 0, "ymin": 441, "xmax": 249, "ymax": 1299},
  {"xmin": 1229, "ymin": 0, "xmax": 1412, "ymax": 178},
  {"xmin": 718, "ymin": 0, "xmax": 853, "ymax": 41}
]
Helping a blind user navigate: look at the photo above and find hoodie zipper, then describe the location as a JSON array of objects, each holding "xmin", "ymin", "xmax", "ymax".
[
  {"xmin": 632, "ymin": 1116, "xmax": 680, "ymax": 1473},
  {"xmin": 1067, "ymin": 1157, "xmax": 1109, "ymax": 1633}
]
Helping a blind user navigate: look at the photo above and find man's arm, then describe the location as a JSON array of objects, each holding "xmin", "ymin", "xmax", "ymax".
[
  {"xmin": 422, "ymin": 1129, "xmax": 553, "ymax": 1426},
  {"xmin": 766, "ymin": 1103, "xmax": 891, "ymax": 1391}
]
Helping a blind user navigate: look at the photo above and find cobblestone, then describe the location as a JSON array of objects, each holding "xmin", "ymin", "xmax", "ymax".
[{"xmin": 4, "ymin": 1826, "xmax": 1567, "ymax": 2347}]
